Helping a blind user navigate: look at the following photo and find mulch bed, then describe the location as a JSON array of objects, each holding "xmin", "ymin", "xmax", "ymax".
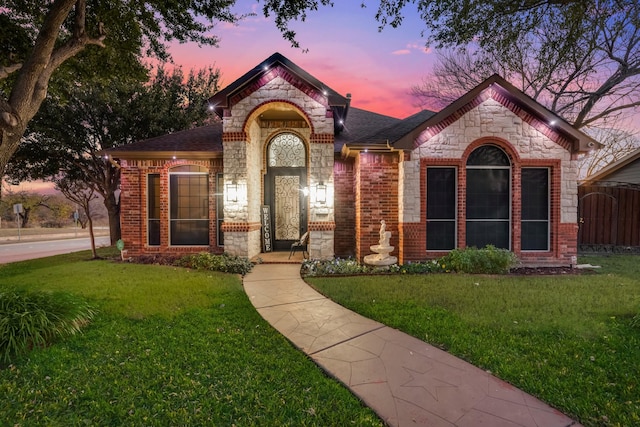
[
  {"xmin": 131, "ymin": 254, "xmax": 595, "ymax": 276},
  {"xmin": 509, "ymin": 266, "xmax": 589, "ymax": 275}
]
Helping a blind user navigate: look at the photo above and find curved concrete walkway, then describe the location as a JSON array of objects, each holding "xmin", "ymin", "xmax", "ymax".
[{"xmin": 243, "ymin": 263, "xmax": 581, "ymax": 427}]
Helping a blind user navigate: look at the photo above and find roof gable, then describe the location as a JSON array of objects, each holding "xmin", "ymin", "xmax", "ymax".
[
  {"xmin": 394, "ymin": 74, "xmax": 600, "ymax": 153},
  {"xmin": 209, "ymin": 52, "xmax": 350, "ymax": 130},
  {"xmin": 581, "ymin": 146, "xmax": 640, "ymax": 185}
]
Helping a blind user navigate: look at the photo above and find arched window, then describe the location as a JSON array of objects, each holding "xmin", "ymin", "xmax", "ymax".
[
  {"xmin": 169, "ymin": 165, "xmax": 209, "ymax": 246},
  {"xmin": 466, "ymin": 145, "xmax": 511, "ymax": 249},
  {"xmin": 268, "ymin": 133, "xmax": 306, "ymax": 167}
]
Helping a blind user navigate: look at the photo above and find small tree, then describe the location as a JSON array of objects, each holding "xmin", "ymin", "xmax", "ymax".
[
  {"xmin": 55, "ymin": 177, "xmax": 99, "ymax": 259},
  {"xmin": 0, "ymin": 190, "xmax": 50, "ymax": 228},
  {"xmin": 34, "ymin": 193, "xmax": 75, "ymax": 227}
]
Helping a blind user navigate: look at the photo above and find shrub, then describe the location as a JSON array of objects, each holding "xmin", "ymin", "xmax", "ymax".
[
  {"xmin": 175, "ymin": 252, "xmax": 254, "ymax": 275},
  {"xmin": 301, "ymin": 258, "xmax": 373, "ymax": 277},
  {"xmin": 439, "ymin": 245, "xmax": 518, "ymax": 274},
  {"xmin": 395, "ymin": 259, "xmax": 448, "ymax": 274},
  {"xmin": 0, "ymin": 289, "xmax": 96, "ymax": 365}
]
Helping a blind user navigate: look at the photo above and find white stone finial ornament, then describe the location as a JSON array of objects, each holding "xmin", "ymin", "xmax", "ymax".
[{"xmin": 364, "ymin": 219, "xmax": 398, "ymax": 266}]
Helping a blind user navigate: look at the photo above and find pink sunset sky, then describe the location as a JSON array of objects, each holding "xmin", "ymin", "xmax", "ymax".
[
  {"xmin": 169, "ymin": 2, "xmax": 434, "ymax": 119},
  {"xmin": 8, "ymin": 2, "xmax": 434, "ymax": 195}
]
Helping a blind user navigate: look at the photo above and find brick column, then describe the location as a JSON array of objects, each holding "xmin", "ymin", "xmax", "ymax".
[{"xmin": 355, "ymin": 152, "xmax": 400, "ymax": 263}]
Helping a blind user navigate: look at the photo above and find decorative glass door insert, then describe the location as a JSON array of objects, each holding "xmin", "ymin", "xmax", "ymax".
[{"xmin": 274, "ymin": 175, "xmax": 300, "ymax": 240}]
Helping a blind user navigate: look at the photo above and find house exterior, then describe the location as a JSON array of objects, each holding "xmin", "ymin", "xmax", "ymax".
[
  {"xmin": 109, "ymin": 53, "xmax": 598, "ymax": 266},
  {"xmin": 578, "ymin": 148, "xmax": 640, "ymax": 250}
]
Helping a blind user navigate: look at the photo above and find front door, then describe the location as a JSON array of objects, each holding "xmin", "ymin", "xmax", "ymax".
[
  {"xmin": 266, "ymin": 169, "xmax": 307, "ymax": 250},
  {"xmin": 265, "ymin": 133, "xmax": 307, "ymax": 251}
]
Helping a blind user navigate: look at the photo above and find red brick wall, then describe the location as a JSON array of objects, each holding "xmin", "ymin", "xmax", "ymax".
[
  {"xmin": 120, "ymin": 162, "xmax": 143, "ymax": 256},
  {"xmin": 355, "ymin": 152, "xmax": 400, "ymax": 262},
  {"xmin": 334, "ymin": 157, "xmax": 356, "ymax": 258},
  {"xmin": 119, "ymin": 159, "xmax": 223, "ymax": 257},
  {"xmin": 398, "ymin": 222, "xmax": 425, "ymax": 264},
  {"xmin": 407, "ymin": 138, "xmax": 577, "ymax": 266}
]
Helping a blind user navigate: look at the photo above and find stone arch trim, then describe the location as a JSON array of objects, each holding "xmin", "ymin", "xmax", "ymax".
[
  {"xmin": 461, "ymin": 136, "xmax": 521, "ymax": 165},
  {"xmin": 242, "ymin": 100, "xmax": 315, "ymax": 135}
]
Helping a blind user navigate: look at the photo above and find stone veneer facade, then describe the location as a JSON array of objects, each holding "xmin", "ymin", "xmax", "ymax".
[
  {"xmin": 220, "ymin": 74, "xmax": 336, "ymax": 260},
  {"xmin": 396, "ymin": 94, "xmax": 579, "ymax": 266},
  {"xmin": 116, "ymin": 57, "xmax": 587, "ymax": 267}
]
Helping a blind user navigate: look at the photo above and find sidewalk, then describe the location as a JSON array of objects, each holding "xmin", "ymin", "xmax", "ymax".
[
  {"xmin": 0, "ymin": 228, "xmax": 110, "ymax": 244},
  {"xmin": 243, "ymin": 263, "xmax": 581, "ymax": 427}
]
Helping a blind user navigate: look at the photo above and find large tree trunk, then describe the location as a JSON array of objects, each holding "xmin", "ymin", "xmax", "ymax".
[
  {"xmin": 103, "ymin": 191, "xmax": 121, "ymax": 245},
  {"xmin": 0, "ymin": 0, "xmax": 105, "ymax": 185},
  {"xmin": 0, "ymin": 128, "xmax": 26, "ymax": 185}
]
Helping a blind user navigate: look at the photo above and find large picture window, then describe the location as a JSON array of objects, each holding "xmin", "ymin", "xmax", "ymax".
[
  {"xmin": 169, "ymin": 165, "xmax": 209, "ymax": 246},
  {"xmin": 521, "ymin": 168, "xmax": 549, "ymax": 250},
  {"xmin": 426, "ymin": 167, "xmax": 456, "ymax": 250},
  {"xmin": 147, "ymin": 174, "xmax": 160, "ymax": 246},
  {"xmin": 466, "ymin": 145, "xmax": 511, "ymax": 249}
]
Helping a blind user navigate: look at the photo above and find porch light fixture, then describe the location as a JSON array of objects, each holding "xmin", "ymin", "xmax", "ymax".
[
  {"xmin": 226, "ymin": 182, "xmax": 239, "ymax": 203},
  {"xmin": 316, "ymin": 183, "xmax": 327, "ymax": 204}
]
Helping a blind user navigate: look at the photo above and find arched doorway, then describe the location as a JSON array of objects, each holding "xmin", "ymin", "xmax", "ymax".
[{"xmin": 264, "ymin": 133, "xmax": 308, "ymax": 251}]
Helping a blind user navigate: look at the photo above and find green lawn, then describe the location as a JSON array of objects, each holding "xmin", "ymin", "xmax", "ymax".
[
  {"xmin": 0, "ymin": 248, "xmax": 382, "ymax": 426},
  {"xmin": 307, "ymin": 255, "xmax": 640, "ymax": 427}
]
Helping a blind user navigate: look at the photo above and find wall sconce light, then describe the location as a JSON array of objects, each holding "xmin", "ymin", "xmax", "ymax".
[
  {"xmin": 226, "ymin": 182, "xmax": 238, "ymax": 203},
  {"xmin": 301, "ymin": 186, "xmax": 310, "ymax": 197},
  {"xmin": 316, "ymin": 183, "xmax": 327, "ymax": 204}
]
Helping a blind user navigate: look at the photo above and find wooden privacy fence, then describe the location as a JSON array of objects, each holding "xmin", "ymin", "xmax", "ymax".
[{"xmin": 578, "ymin": 183, "xmax": 640, "ymax": 250}]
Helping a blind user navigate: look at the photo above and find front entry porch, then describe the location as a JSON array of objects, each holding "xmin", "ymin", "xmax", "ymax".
[{"xmin": 251, "ymin": 250, "xmax": 306, "ymax": 264}]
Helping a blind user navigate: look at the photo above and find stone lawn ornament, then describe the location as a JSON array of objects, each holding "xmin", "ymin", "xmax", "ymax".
[{"xmin": 364, "ymin": 220, "xmax": 398, "ymax": 266}]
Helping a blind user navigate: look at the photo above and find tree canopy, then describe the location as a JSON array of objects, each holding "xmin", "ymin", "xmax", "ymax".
[
  {"xmin": 411, "ymin": 0, "xmax": 640, "ymax": 177},
  {"xmin": 1, "ymin": 0, "xmax": 632, "ymax": 182},
  {"xmin": 7, "ymin": 65, "xmax": 220, "ymax": 243},
  {"xmin": 0, "ymin": 0, "xmax": 240, "ymax": 180}
]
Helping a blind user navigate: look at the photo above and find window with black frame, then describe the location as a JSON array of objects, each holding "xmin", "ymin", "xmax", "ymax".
[
  {"xmin": 216, "ymin": 173, "xmax": 224, "ymax": 247},
  {"xmin": 169, "ymin": 165, "xmax": 209, "ymax": 246},
  {"xmin": 147, "ymin": 174, "xmax": 160, "ymax": 246},
  {"xmin": 426, "ymin": 167, "xmax": 456, "ymax": 250},
  {"xmin": 521, "ymin": 168, "xmax": 549, "ymax": 250},
  {"xmin": 466, "ymin": 145, "xmax": 511, "ymax": 249}
]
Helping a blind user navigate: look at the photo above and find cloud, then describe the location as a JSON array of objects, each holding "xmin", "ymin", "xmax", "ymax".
[
  {"xmin": 391, "ymin": 42, "xmax": 432, "ymax": 56},
  {"xmin": 406, "ymin": 42, "xmax": 432, "ymax": 54}
]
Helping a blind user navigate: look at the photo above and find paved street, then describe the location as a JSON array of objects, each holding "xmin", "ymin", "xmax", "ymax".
[{"xmin": 0, "ymin": 236, "xmax": 111, "ymax": 264}]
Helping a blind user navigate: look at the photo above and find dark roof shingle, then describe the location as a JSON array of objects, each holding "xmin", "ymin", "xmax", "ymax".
[{"xmin": 108, "ymin": 123, "xmax": 223, "ymax": 159}]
